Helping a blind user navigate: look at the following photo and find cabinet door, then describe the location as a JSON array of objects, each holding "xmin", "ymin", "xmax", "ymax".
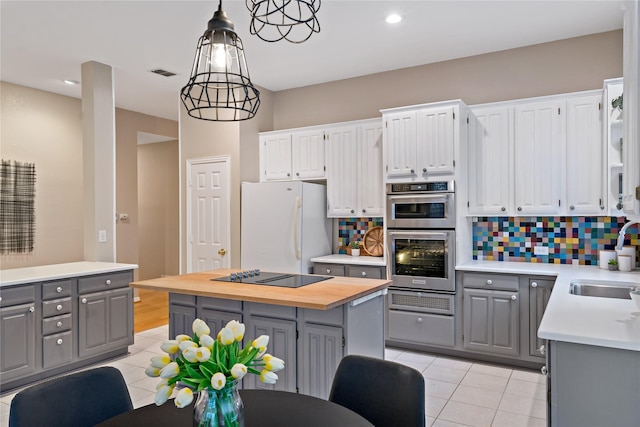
[
  {"xmin": 514, "ymin": 100, "xmax": 563, "ymax": 215},
  {"xmin": 299, "ymin": 323, "xmax": 343, "ymax": 399},
  {"xmin": 468, "ymin": 107, "xmax": 512, "ymax": 215},
  {"xmin": 292, "ymin": 130, "xmax": 325, "ymax": 180},
  {"xmin": 200, "ymin": 307, "xmax": 242, "ymax": 335},
  {"xmin": 0, "ymin": 303, "xmax": 36, "ymax": 382},
  {"xmin": 244, "ymin": 316, "xmax": 296, "ymax": 393},
  {"xmin": 358, "ymin": 121, "xmax": 384, "ymax": 217},
  {"xmin": 529, "ymin": 279, "xmax": 554, "ymax": 358},
  {"xmin": 78, "ymin": 287, "xmax": 133, "ymax": 358},
  {"xmin": 325, "ymin": 125, "xmax": 358, "ymax": 217},
  {"xmin": 169, "ymin": 294, "xmax": 197, "ymax": 338},
  {"xmin": 566, "ymin": 95, "xmax": 604, "ymax": 215},
  {"xmin": 384, "ymin": 111, "xmax": 417, "ymax": 179},
  {"xmin": 463, "ymin": 289, "xmax": 519, "ymax": 356},
  {"xmin": 416, "ymin": 106, "xmax": 455, "ymax": 177},
  {"xmin": 260, "ymin": 133, "xmax": 292, "ymax": 181}
]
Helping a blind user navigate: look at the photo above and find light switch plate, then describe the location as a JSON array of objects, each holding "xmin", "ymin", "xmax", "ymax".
[
  {"xmin": 534, "ymin": 246, "xmax": 549, "ymax": 256},
  {"xmin": 98, "ymin": 230, "xmax": 107, "ymax": 243}
]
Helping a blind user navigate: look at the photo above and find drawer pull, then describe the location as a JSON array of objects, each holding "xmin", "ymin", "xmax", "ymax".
[
  {"xmin": 416, "ymin": 317, "xmax": 423, "ymax": 323},
  {"xmin": 81, "ymin": 298, "xmax": 87, "ymax": 304},
  {"xmin": 361, "ymin": 272, "xmax": 367, "ymax": 277},
  {"xmin": 511, "ymin": 295, "xmax": 517, "ymax": 301},
  {"xmin": 56, "ymin": 321, "xmax": 63, "ymax": 328},
  {"xmin": 56, "ymin": 304, "xmax": 63, "ymax": 311},
  {"xmin": 486, "ymin": 279, "xmax": 492, "ymax": 285},
  {"xmin": 29, "ymin": 306, "xmax": 35, "ymax": 313},
  {"xmin": 56, "ymin": 286, "xmax": 63, "ymax": 293},
  {"xmin": 541, "ymin": 365, "xmax": 548, "ymax": 375},
  {"xmin": 539, "ymin": 345, "xmax": 546, "ymax": 355},
  {"xmin": 531, "ymin": 282, "xmax": 538, "ymax": 288},
  {"xmin": 105, "ymin": 280, "xmax": 112, "ymax": 285},
  {"xmin": 326, "ymin": 269, "xmax": 331, "ymax": 274},
  {"xmin": 57, "ymin": 339, "xmax": 63, "ymax": 345}
]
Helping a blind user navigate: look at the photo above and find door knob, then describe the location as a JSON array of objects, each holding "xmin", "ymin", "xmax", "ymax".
[{"xmin": 218, "ymin": 248, "xmax": 227, "ymax": 256}]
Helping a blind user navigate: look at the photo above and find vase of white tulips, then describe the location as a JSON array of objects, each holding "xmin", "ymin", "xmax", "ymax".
[{"xmin": 146, "ymin": 318, "xmax": 285, "ymax": 427}]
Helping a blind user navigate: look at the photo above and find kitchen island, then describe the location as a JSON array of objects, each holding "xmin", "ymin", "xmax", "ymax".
[{"xmin": 129, "ymin": 269, "xmax": 390, "ymax": 399}]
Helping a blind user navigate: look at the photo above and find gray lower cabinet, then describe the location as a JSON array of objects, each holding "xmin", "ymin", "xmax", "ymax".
[
  {"xmin": 529, "ymin": 278, "xmax": 554, "ymax": 359},
  {"xmin": 299, "ymin": 322, "xmax": 342, "ymax": 398},
  {"xmin": 548, "ymin": 340, "xmax": 640, "ymax": 427},
  {"xmin": 169, "ymin": 294, "xmax": 197, "ymax": 337},
  {"xmin": 313, "ymin": 262, "xmax": 386, "ymax": 279},
  {"xmin": 0, "ymin": 270, "xmax": 134, "ymax": 391}
]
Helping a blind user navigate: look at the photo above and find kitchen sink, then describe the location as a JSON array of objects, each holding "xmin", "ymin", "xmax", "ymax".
[{"xmin": 569, "ymin": 280, "xmax": 639, "ymax": 299}]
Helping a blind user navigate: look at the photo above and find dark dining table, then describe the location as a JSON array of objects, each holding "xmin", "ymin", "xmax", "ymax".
[{"xmin": 97, "ymin": 389, "xmax": 374, "ymax": 427}]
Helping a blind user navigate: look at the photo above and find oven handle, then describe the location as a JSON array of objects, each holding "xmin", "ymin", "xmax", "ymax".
[
  {"xmin": 386, "ymin": 193, "xmax": 452, "ymax": 202},
  {"xmin": 388, "ymin": 230, "xmax": 449, "ymax": 239}
]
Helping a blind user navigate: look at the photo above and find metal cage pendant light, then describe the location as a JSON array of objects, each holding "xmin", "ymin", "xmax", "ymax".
[
  {"xmin": 246, "ymin": 0, "xmax": 321, "ymax": 44},
  {"xmin": 181, "ymin": 1, "xmax": 260, "ymax": 121}
]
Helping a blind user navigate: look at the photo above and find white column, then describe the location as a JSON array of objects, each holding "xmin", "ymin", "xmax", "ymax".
[{"xmin": 82, "ymin": 61, "xmax": 116, "ymax": 262}]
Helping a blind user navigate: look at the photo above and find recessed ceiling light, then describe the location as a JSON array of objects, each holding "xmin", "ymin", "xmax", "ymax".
[
  {"xmin": 63, "ymin": 79, "xmax": 79, "ymax": 85},
  {"xmin": 386, "ymin": 14, "xmax": 402, "ymax": 24}
]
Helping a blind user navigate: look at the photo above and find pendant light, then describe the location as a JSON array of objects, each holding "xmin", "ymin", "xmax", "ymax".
[
  {"xmin": 246, "ymin": 0, "xmax": 321, "ymax": 44},
  {"xmin": 181, "ymin": 1, "xmax": 260, "ymax": 121}
]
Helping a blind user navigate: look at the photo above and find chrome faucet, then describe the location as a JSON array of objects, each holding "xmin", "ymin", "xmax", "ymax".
[{"xmin": 616, "ymin": 221, "xmax": 639, "ymax": 250}]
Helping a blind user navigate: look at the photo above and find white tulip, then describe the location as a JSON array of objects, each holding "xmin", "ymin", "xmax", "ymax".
[
  {"xmin": 175, "ymin": 334, "xmax": 191, "ymax": 343},
  {"xmin": 145, "ymin": 366, "xmax": 161, "ymax": 377},
  {"xmin": 179, "ymin": 340, "xmax": 198, "ymax": 352},
  {"xmin": 199, "ymin": 334, "xmax": 215, "ymax": 350},
  {"xmin": 262, "ymin": 354, "xmax": 285, "ymax": 372},
  {"xmin": 210, "ymin": 372, "xmax": 227, "ymax": 390},
  {"xmin": 174, "ymin": 387, "xmax": 194, "ymax": 408},
  {"xmin": 252, "ymin": 335, "xmax": 269, "ymax": 349},
  {"xmin": 230, "ymin": 363, "xmax": 248, "ymax": 380},
  {"xmin": 156, "ymin": 378, "xmax": 169, "ymax": 390},
  {"xmin": 150, "ymin": 354, "xmax": 171, "ymax": 368},
  {"xmin": 183, "ymin": 346, "xmax": 212, "ymax": 363},
  {"xmin": 259, "ymin": 369, "xmax": 278, "ymax": 384},
  {"xmin": 217, "ymin": 327, "xmax": 234, "ymax": 346},
  {"xmin": 160, "ymin": 340, "xmax": 180, "ymax": 354},
  {"xmin": 154, "ymin": 383, "xmax": 174, "ymax": 406},
  {"xmin": 192, "ymin": 319, "xmax": 211, "ymax": 337},
  {"xmin": 225, "ymin": 320, "xmax": 245, "ymax": 342},
  {"xmin": 160, "ymin": 362, "xmax": 180, "ymax": 379}
]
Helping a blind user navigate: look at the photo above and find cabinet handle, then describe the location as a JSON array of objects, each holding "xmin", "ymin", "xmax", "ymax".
[
  {"xmin": 350, "ymin": 209, "xmax": 355, "ymax": 213},
  {"xmin": 422, "ymin": 168, "xmax": 427, "ymax": 173},
  {"xmin": 57, "ymin": 339, "xmax": 63, "ymax": 345},
  {"xmin": 511, "ymin": 295, "xmax": 517, "ymax": 301},
  {"xmin": 517, "ymin": 207, "xmax": 522, "ymax": 212},
  {"xmin": 417, "ymin": 292, "xmax": 423, "ymax": 298},
  {"xmin": 56, "ymin": 321, "xmax": 63, "ymax": 328},
  {"xmin": 56, "ymin": 304, "xmax": 63, "ymax": 311},
  {"xmin": 531, "ymin": 282, "xmax": 538, "ymax": 288},
  {"xmin": 541, "ymin": 365, "xmax": 548, "ymax": 375},
  {"xmin": 287, "ymin": 173, "xmax": 290, "ymax": 177},
  {"xmin": 81, "ymin": 298, "xmax": 87, "ymax": 304},
  {"xmin": 105, "ymin": 280, "xmax": 111, "ymax": 285},
  {"xmin": 501, "ymin": 207, "xmax": 506, "ymax": 212},
  {"xmin": 56, "ymin": 286, "xmax": 63, "ymax": 293},
  {"xmin": 416, "ymin": 317, "xmax": 423, "ymax": 323},
  {"xmin": 362, "ymin": 209, "xmax": 366, "ymax": 214},
  {"xmin": 410, "ymin": 169, "xmax": 415, "ymax": 174},
  {"xmin": 486, "ymin": 279, "xmax": 493, "ymax": 285},
  {"xmin": 296, "ymin": 172, "xmax": 300, "ymax": 176},
  {"xmin": 570, "ymin": 205, "xmax": 575, "ymax": 210},
  {"xmin": 539, "ymin": 344, "xmax": 546, "ymax": 355},
  {"xmin": 326, "ymin": 269, "xmax": 331, "ymax": 274},
  {"xmin": 29, "ymin": 306, "xmax": 35, "ymax": 313},
  {"xmin": 361, "ymin": 272, "xmax": 367, "ymax": 277}
]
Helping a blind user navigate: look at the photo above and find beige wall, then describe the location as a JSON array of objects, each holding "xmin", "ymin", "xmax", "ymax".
[
  {"xmin": 272, "ymin": 30, "xmax": 623, "ymax": 129},
  {"xmin": 137, "ymin": 140, "xmax": 179, "ymax": 280},
  {"xmin": 1, "ymin": 82, "xmax": 84, "ymax": 269}
]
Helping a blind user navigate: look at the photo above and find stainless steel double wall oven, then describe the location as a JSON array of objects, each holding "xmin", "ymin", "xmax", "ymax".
[{"xmin": 386, "ymin": 181, "xmax": 457, "ymax": 348}]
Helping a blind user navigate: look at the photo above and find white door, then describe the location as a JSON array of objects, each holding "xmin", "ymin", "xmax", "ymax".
[
  {"xmin": 325, "ymin": 125, "xmax": 358, "ymax": 217},
  {"xmin": 187, "ymin": 157, "xmax": 231, "ymax": 273},
  {"xmin": 260, "ymin": 133, "xmax": 292, "ymax": 182},
  {"xmin": 416, "ymin": 106, "xmax": 455, "ymax": 177}
]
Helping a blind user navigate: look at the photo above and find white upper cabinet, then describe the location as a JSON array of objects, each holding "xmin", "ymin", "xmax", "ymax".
[
  {"xmin": 513, "ymin": 100, "xmax": 564, "ymax": 215},
  {"xmin": 326, "ymin": 120, "xmax": 384, "ymax": 218},
  {"xmin": 468, "ymin": 106, "xmax": 513, "ymax": 216},
  {"xmin": 383, "ymin": 101, "xmax": 463, "ymax": 184},
  {"xmin": 292, "ymin": 129, "xmax": 326, "ymax": 180},
  {"xmin": 260, "ymin": 128, "xmax": 326, "ymax": 182},
  {"xmin": 565, "ymin": 94, "xmax": 605, "ymax": 215},
  {"xmin": 260, "ymin": 132, "xmax": 293, "ymax": 181}
]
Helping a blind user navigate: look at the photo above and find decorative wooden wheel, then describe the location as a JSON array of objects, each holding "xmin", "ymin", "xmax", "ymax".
[{"xmin": 362, "ymin": 226, "xmax": 384, "ymax": 257}]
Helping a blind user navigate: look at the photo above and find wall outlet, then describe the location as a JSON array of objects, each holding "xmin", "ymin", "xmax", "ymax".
[
  {"xmin": 534, "ymin": 245, "xmax": 549, "ymax": 256},
  {"xmin": 98, "ymin": 230, "xmax": 107, "ymax": 243}
]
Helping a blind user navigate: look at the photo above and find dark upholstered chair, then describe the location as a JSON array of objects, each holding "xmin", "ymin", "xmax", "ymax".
[
  {"xmin": 9, "ymin": 366, "xmax": 133, "ymax": 427},
  {"xmin": 329, "ymin": 355, "xmax": 426, "ymax": 427}
]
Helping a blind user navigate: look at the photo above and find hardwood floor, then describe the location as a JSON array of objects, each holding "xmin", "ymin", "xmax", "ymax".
[{"xmin": 133, "ymin": 288, "xmax": 169, "ymax": 333}]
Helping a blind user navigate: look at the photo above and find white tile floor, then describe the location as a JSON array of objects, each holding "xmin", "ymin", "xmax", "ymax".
[{"xmin": 0, "ymin": 325, "xmax": 547, "ymax": 427}]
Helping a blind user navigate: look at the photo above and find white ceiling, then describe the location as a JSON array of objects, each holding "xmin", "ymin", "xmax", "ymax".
[{"xmin": 0, "ymin": 0, "xmax": 625, "ymax": 122}]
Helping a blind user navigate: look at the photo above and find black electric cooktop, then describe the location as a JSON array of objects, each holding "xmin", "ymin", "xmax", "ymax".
[{"xmin": 211, "ymin": 271, "xmax": 332, "ymax": 288}]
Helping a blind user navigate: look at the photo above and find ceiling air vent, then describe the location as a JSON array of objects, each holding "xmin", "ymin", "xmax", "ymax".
[{"xmin": 150, "ymin": 69, "xmax": 177, "ymax": 77}]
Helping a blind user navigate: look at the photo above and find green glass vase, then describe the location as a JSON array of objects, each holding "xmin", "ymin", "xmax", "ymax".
[{"xmin": 193, "ymin": 380, "xmax": 244, "ymax": 427}]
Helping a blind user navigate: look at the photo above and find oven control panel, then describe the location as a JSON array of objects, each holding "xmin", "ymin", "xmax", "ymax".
[{"xmin": 387, "ymin": 181, "xmax": 454, "ymax": 194}]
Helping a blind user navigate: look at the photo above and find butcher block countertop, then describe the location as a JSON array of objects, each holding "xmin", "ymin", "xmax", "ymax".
[{"xmin": 129, "ymin": 269, "xmax": 391, "ymax": 310}]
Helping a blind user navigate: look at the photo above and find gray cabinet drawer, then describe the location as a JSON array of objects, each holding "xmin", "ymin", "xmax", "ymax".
[
  {"xmin": 42, "ymin": 313, "xmax": 72, "ymax": 335},
  {"xmin": 463, "ymin": 272, "xmax": 519, "ymax": 291},
  {"xmin": 78, "ymin": 271, "xmax": 132, "ymax": 294},
  {"xmin": 42, "ymin": 331, "xmax": 73, "ymax": 369},
  {"xmin": 388, "ymin": 310, "xmax": 455, "ymax": 347},
  {"xmin": 302, "ymin": 306, "xmax": 344, "ymax": 326},
  {"xmin": 347, "ymin": 266, "xmax": 384, "ymax": 279},
  {"xmin": 42, "ymin": 279, "xmax": 73, "ymax": 300},
  {"xmin": 0, "ymin": 285, "xmax": 36, "ymax": 307},
  {"xmin": 42, "ymin": 297, "xmax": 72, "ymax": 317},
  {"xmin": 199, "ymin": 296, "xmax": 242, "ymax": 312},
  {"xmin": 246, "ymin": 302, "xmax": 296, "ymax": 320},
  {"xmin": 313, "ymin": 263, "xmax": 345, "ymax": 276},
  {"xmin": 170, "ymin": 293, "xmax": 196, "ymax": 306}
]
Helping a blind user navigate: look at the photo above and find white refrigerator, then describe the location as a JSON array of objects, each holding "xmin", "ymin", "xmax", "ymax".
[{"xmin": 241, "ymin": 181, "xmax": 332, "ymax": 274}]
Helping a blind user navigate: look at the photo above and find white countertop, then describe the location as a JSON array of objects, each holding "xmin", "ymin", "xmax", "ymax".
[
  {"xmin": 310, "ymin": 254, "xmax": 386, "ymax": 267},
  {"xmin": 457, "ymin": 261, "xmax": 640, "ymax": 352},
  {"xmin": 0, "ymin": 261, "xmax": 138, "ymax": 287}
]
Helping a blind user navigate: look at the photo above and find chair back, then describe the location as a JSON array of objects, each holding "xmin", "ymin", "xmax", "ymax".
[
  {"xmin": 329, "ymin": 355, "xmax": 425, "ymax": 427},
  {"xmin": 9, "ymin": 366, "xmax": 133, "ymax": 427}
]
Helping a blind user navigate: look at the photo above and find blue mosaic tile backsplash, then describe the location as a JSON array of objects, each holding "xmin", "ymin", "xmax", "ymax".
[
  {"xmin": 473, "ymin": 216, "xmax": 640, "ymax": 266},
  {"xmin": 336, "ymin": 218, "xmax": 383, "ymax": 254}
]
